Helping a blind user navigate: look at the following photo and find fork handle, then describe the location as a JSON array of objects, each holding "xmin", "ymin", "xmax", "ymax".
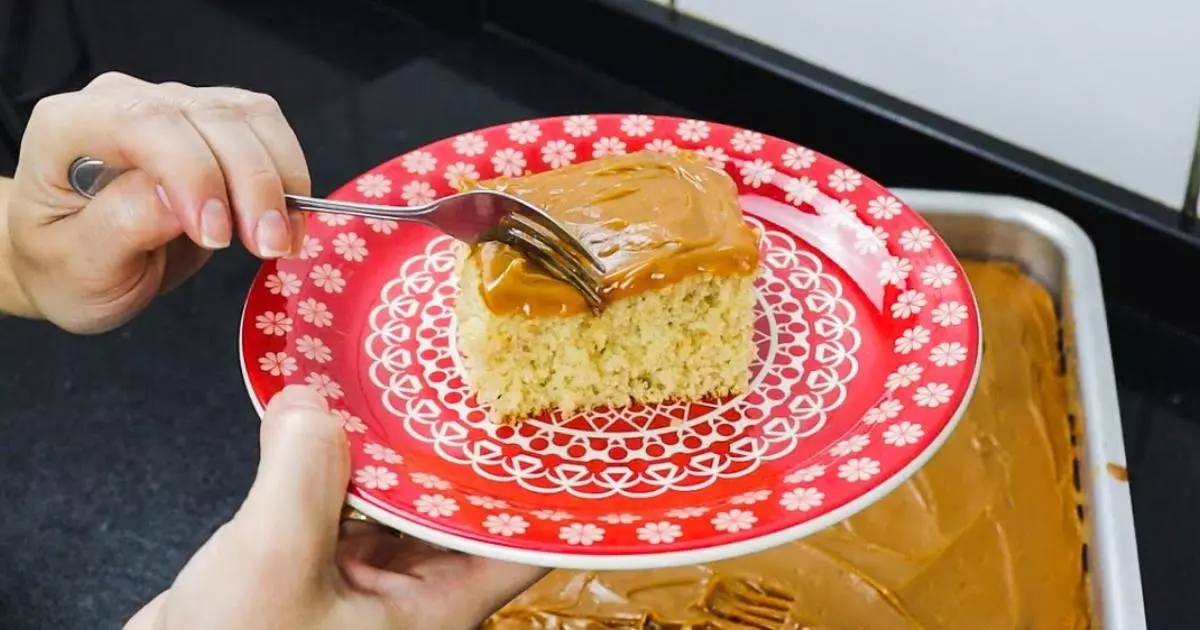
[
  {"xmin": 68, "ymin": 157, "xmax": 123, "ymax": 199},
  {"xmin": 282, "ymin": 194, "xmax": 431, "ymax": 222},
  {"xmin": 68, "ymin": 156, "xmax": 432, "ymax": 223}
]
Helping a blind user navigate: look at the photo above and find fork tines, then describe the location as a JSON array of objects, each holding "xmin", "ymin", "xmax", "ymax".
[
  {"xmin": 505, "ymin": 203, "xmax": 607, "ymax": 275},
  {"xmin": 500, "ymin": 214, "xmax": 606, "ymax": 312},
  {"xmin": 700, "ymin": 576, "xmax": 796, "ymax": 630}
]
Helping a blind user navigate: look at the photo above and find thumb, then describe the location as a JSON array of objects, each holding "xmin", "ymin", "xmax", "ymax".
[
  {"xmin": 121, "ymin": 591, "xmax": 167, "ymax": 630},
  {"xmin": 85, "ymin": 169, "xmax": 212, "ymax": 298},
  {"xmin": 228, "ymin": 385, "xmax": 350, "ymax": 571},
  {"xmin": 19, "ymin": 169, "xmax": 187, "ymax": 334},
  {"xmin": 81, "ymin": 169, "xmax": 185, "ymax": 259}
]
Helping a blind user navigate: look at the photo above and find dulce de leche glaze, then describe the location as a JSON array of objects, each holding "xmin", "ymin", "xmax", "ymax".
[
  {"xmin": 484, "ymin": 262, "xmax": 1088, "ymax": 629},
  {"xmin": 464, "ymin": 150, "xmax": 761, "ymax": 316}
]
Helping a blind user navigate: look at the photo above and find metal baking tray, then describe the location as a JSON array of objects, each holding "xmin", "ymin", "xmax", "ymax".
[{"xmin": 894, "ymin": 188, "xmax": 1147, "ymax": 630}]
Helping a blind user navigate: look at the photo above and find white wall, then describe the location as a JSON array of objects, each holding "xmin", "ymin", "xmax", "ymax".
[{"xmin": 671, "ymin": 0, "xmax": 1200, "ymax": 210}]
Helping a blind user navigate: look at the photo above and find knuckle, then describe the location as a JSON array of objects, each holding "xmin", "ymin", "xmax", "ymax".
[
  {"xmin": 190, "ymin": 88, "xmax": 282, "ymax": 120},
  {"xmin": 245, "ymin": 167, "xmax": 284, "ymax": 191},
  {"xmin": 26, "ymin": 92, "xmax": 75, "ymax": 129},
  {"xmin": 267, "ymin": 406, "xmax": 345, "ymax": 448},
  {"xmin": 243, "ymin": 92, "xmax": 283, "ymax": 117},
  {"xmin": 284, "ymin": 169, "xmax": 312, "ymax": 195},
  {"xmin": 226, "ymin": 89, "xmax": 283, "ymax": 118},
  {"xmin": 113, "ymin": 94, "xmax": 175, "ymax": 121},
  {"xmin": 86, "ymin": 71, "xmax": 135, "ymax": 90},
  {"xmin": 109, "ymin": 199, "xmax": 158, "ymax": 247},
  {"xmin": 180, "ymin": 94, "xmax": 241, "ymax": 121}
]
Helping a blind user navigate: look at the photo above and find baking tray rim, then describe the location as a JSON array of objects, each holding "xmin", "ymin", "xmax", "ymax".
[{"xmin": 893, "ymin": 187, "xmax": 1148, "ymax": 630}]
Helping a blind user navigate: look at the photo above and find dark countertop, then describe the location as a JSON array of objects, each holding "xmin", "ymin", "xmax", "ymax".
[{"xmin": 0, "ymin": 1, "xmax": 1197, "ymax": 628}]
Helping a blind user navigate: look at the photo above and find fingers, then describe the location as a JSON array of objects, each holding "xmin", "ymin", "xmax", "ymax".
[
  {"xmin": 165, "ymin": 85, "xmax": 309, "ymax": 258},
  {"xmin": 239, "ymin": 91, "xmax": 311, "ymax": 254},
  {"xmin": 226, "ymin": 385, "xmax": 349, "ymax": 574},
  {"xmin": 22, "ymin": 72, "xmax": 311, "ymax": 258},
  {"xmin": 194, "ymin": 87, "xmax": 312, "ymax": 196},
  {"xmin": 26, "ymin": 88, "xmax": 229, "ymax": 250},
  {"xmin": 166, "ymin": 84, "xmax": 311, "ymax": 257},
  {"xmin": 431, "ymin": 556, "xmax": 549, "ymax": 623},
  {"xmin": 181, "ymin": 103, "xmax": 290, "ymax": 257},
  {"xmin": 338, "ymin": 521, "xmax": 405, "ymax": 570},
  {"xmin": 81, "ymin": 169, "xmax": 183, "ymax": 256},
  {"xmin": 39, "ymin": 169, "xmax": 180, "ymax": 333},
  {"xmin": 342, "ymin": 535, "xmax": 549, "ymax": 629},
  {"xmin": 244, "ymin": 105, "xmax": 311, "ymax": 195}
]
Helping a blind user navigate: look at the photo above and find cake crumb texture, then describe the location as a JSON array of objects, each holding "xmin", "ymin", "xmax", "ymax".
[{"xmin": 455, "ymin": 249, "xmax": 758, "ymax": 422}]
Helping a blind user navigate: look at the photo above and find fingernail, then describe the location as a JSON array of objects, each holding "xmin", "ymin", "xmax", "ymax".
[
  {"xmin": 285, "ymin": 210, "xmax": 306, "ymax": 258},
  {"xmin": 155, "ymin": 185, "xmax": 173, "ymax": 210},
  {"xmin": 256, "ymin": 209, "xmax": 290, "ymax": 258},
  {"xmin": 276, "ymin": 384, "xmax": 329, "ymax": 411},
  {"xmin": 199, "ymin": 199, "xmax": 232, "ymax": 249}
]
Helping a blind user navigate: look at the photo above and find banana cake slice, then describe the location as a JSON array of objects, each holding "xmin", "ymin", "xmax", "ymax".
[{"xmin": 454, "ymin": 150, "xmax": 761, "ymax": 423}]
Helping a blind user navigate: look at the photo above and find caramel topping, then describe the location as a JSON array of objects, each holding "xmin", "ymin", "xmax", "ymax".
[
  {"xmin": 1107, "ymin": 463, "xmax": 1129, "ymax": 482},
  {"xmin": 485, "ymin": 262, "xmax": 1089, "ymax": 629},
  {"xmin": 465, "ymin": 151, "xmax": 761, "ymax": 316}
]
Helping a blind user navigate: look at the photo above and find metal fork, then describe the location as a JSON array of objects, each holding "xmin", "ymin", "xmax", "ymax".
[
  {"xmin": 701, "ymin": 576, "xmax": 795, "ymax": 629},
  {"xmin": 67, "ymin": 156, "xmax": 606, "ymax": 311}
]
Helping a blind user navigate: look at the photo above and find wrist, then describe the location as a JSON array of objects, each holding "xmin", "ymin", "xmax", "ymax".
[{"xmin": 0, "ymin": 177, "xmax": 39, "ymax": 319}]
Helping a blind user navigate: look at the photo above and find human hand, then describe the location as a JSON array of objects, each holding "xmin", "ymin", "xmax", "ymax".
[
  {"xmin": 3, "ymin": 71, "xmax": 310, "ymax": 333},
  {"xmin": 123, "ymin": 385, "xmax": 547, "ymax": 630}
]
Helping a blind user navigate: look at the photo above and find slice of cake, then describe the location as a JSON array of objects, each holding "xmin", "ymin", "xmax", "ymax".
[{"xmin": 454, "ymin": 150, "xmax": 761, "ymax": 423}]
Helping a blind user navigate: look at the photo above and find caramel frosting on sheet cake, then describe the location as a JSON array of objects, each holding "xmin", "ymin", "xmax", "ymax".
[
  {"xmin": 463, "ymin": 150, "xmax": 761, "ymax": 317},
  {"xmin": 484, "ymin": 262, "xmax": 1089, "ymax": 629}
]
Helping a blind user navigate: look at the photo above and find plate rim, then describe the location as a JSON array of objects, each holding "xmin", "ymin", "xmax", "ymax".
[{"xmin": 236, "ymin": 113, "xmax": 984, "ymax": 569}]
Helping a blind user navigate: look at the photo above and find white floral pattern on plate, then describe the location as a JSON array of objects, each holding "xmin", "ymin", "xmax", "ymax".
[{"xmin": 362, "ymin": 223, "xmax": 858, "ymax": 499}]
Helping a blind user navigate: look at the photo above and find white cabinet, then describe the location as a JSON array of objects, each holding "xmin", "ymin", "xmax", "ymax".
[{"xmin": 678, "ymin": 0, "xmax": 1200, "ymax": 209}]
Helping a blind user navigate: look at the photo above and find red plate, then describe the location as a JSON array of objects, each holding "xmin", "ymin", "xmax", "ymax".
[{"xmin": 240, "ymin": 114, "xmax": 981, "ymax": 569}]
